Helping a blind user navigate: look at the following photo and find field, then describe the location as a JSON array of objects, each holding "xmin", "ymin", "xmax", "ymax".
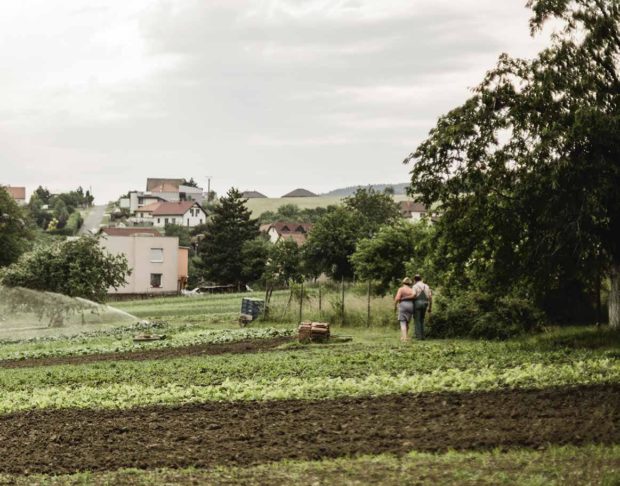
[
  {"xmin": 0, "ymin": 293, "xmax": 618, "ymax": 484},
  {"xmin": 245, "ymin": 195, "xmax": 412, "ymax": 217}
]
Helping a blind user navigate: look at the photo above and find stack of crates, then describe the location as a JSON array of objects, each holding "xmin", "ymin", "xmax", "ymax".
[{"xmin": 241, "ymin": 298, "xmax": 264, "ymax": 321}]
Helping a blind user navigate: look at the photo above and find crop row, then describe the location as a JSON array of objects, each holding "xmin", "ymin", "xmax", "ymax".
[
  {"xmin": 0, "ymin": 358, "xmax": 617, "ymax": 415},
  {"xmin": 0, "ymin": 327, "xmax": 293, "ymax": 362},
  {"xmin": 3, "ymin": 444, "xmax": 616, "ymax": 486}
]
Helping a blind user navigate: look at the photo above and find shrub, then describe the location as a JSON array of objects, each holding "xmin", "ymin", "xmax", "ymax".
[{"xmin": 428, "ymin": 291, "xmax": 544, "ymax": 340}]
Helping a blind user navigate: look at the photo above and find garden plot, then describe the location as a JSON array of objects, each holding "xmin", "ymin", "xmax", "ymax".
[
  {"xmin": 0, "ymin": 385, "xmax": 617, "ymax": 475},
  {"xmin": 0, "ymin": 294, "xmax": 618, "ymax": 483}
]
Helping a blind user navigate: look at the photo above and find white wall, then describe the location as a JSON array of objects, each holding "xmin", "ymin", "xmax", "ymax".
[{"xmin": 100, "ymin": 235, "xmax": 180, "ymax": 294}]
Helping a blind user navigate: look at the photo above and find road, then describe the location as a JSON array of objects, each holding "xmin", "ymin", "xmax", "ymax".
[{"xmin": 79, "ymin": 205, "xmax": 107, "ymax": 235}]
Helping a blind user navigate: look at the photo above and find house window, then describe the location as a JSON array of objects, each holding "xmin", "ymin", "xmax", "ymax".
[
  {"xmin": 199, "ymin": 218, "xmax": 203, "ymax": 224},
  {"xmin": 164, "ymin": 218, "xmax": 169, "ymax": 225},
  {"xmin": 157, "ymin": 218, "xmax": 161, "ymax": 224},
  {"xmin": 150, "ymin": 273, "xmax": 162, "ymax": 288},
  {"xmin": 150, "ymin": 248, "xmax": 164, "ymax": 262}
]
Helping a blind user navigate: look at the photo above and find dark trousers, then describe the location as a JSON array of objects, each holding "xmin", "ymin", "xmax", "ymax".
[{"xmin": 413, "ymin": 303, "xmax": 428, "ymax": 339}]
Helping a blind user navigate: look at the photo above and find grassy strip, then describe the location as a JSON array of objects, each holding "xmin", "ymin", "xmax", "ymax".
[
  {"xmin": 0, "ymin": 358, "xmax": 616, "ymax": 415},
  {"xmin": 2, "ymin": 444, "xmax": 618, "ymax": 485},
  {"xmin": 0, "ymin": 327, "xmax": 292, "ymax": 362}
]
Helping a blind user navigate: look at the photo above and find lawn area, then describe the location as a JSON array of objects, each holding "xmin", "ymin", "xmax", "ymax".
[
  {"xmin": 244, "ymin": 195, "xmax": 412, "ymax": 217},
  {"xmin": 0, "ymin": 293, "xmax": 617, "ymax": 484}
]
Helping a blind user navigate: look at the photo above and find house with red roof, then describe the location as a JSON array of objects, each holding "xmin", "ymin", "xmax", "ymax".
[
  {"xmin": 128, "ymin": 201, "xmax": 207, "ymax": 228},
  {"xmin": 3, "ymin": 186, "xmax": 26, "ymax": 205},
  {"xmin": 260, "ymin": 222, "xmax": 313, "ymax": 246}
]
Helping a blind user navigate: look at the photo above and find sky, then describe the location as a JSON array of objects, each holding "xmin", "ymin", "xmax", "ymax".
[{"xmin": 0, "ymin": 0, "xmax": 551, "ymax": 203}]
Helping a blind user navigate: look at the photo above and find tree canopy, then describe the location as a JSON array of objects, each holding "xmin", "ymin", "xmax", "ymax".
[
  {"xmin": 404, "ymin": 0, "xmax": 620, "ymax": 326},
  {"xmin": 302, "ymin": 206, "xmax": 360, "ymax": 280},
  {"xmin": 0, "ymin": 188, "xmax": 32, "ymax": 267},
  {"xmin": 0, "ymin": 236, "xmax": 129, "ymax": 303},
  {"xmin": 197, "ymin": 188, "xmax": 260, "ymax": 286}
]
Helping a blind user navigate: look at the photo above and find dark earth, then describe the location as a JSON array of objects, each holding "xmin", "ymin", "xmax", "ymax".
[
  {"xmin": 0, "ymin": 384, "xmax": 617, "ymax": 474},
  {"xmin": 0, "ymin": 337, "xmax": 292, "ymax": 369}
]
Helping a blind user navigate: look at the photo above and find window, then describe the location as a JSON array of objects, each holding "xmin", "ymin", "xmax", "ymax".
[
  {"xmin": 199, "ymin": 218, "xmax": 203, "ymax": 224},
  {"xmin": 150, "ymin": 248, "xmax": 164, "ymax": 262},
  {"xmin": 164, "ymin": 218, "xmax": 169, "ymax": 225},
  {"xmin": 157, "ymin": 218, "xmax": 161, "ymax": 224},
  {"xmin": 150, "ymin": 273, "xmax": 162, "ymax": 288}
]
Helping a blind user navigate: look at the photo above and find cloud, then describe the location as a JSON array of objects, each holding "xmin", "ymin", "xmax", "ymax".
[{"xmin": 0, "ymin": 0, "xmax": 550, "ymax": 202}]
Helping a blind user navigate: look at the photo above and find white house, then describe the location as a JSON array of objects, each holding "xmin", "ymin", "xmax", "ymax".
[{"xmin": 152, "ymin": 201, "xmax": 207, "ymax": 228}]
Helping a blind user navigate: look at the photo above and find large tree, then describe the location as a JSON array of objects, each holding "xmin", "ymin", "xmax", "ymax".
[
  {"xmin": 197, "ymin": 188, "xmax": 260, "ymax": 286},
  {"xmin": 351, "ymin": 220, "xmax": 435, "ymax": 293},
  {"xmin": 0, "ymin": 187, "xmax": 32, "ymax": 267},
  {"xmin": 343, "ymin": 187, "xmax": 401, "ymax": 237},
  {"xmin": 302, "ymin": 207, "xmax": 360, "ymax": 280},
  {"xmin": 404, "ymin": 0, "xmax": 620, "ymax": 326},
  {"xmin": 0, "ymin": 236, "xmax": 129, "ymax": 303}
]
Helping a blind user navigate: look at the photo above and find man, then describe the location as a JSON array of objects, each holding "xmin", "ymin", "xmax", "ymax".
[
  {"xmin": 394, "ymin": 277, "xmax": 415, "ymax": 341},
  {"xmin": 411, "ymin": 274, "xmax": 432, "ymax": 340}
]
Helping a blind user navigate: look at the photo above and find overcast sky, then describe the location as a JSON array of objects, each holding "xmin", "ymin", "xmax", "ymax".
[{"xmin": 0, "ymin": 0, "xmax": 550, "ymax": 203}]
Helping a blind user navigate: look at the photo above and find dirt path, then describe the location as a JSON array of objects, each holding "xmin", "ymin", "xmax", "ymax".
[
  {"xmin": 0, "ymin": 384, "xmax": 617, "ymax": 474},
  {"xmin": 0, "ymin": 337, "xmax": 292, "ymax": 369}
]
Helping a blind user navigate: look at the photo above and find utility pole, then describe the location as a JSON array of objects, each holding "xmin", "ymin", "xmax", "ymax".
[{"xmin": 204, "ymin": 176, "xmax": 212, "ymax": 202}]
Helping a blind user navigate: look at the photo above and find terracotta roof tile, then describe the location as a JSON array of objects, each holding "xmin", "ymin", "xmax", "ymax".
[
  {"xmin": 4, "ymin": 186, "xmax": 26, "ymax": 200},
  {"xmin": 152, "ymin": 201, "xmax": 201, "ymax": 216}
]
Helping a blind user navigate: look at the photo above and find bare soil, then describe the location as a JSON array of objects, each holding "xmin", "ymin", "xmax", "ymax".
[
  {"xmin": 0, "ymin": 337, "xmax": 292, "ymax": 369},
  {"xmin": 0, "ymin": 384, "xmax": 617, "ymax": 475}
]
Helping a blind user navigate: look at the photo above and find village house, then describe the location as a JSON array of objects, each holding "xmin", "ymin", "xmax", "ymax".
[
  {"xmin": 3, "ymin": 186, "xmax": 26, "ymax": 205},
  {"xmin": 127, "ymin": 201, "xmax": 207, "ymax": 228},
  {"xmin": 152, "ymin": 201, "xmax": 207, "ymax": 228},
  {"xmin": 119, "ymin": 178, "xmax": 206, "ymax": 214},
  {"xmin": 259, "ymin": 222, "xmax": 313, "ymax": 246},
  {"xmin": 399, "ymin": 201, "xmax": 428, "ymax": 221},
  {"xmin": 99, "ymin": 229, "xmax": 189, "ymax": 296}
]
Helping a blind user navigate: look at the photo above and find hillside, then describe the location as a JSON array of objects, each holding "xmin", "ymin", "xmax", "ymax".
[
  {"xmin": 245, "ymin": 194, "xmax": 411, "ymax": 217},
  {"xmin": 322, "ymin": 183, "xmax": 409, "ymax": 197}
]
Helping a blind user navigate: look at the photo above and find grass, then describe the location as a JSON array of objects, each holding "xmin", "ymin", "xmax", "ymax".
[
  {"xmin": 244, "ymin": 195, "xmax": 412, "ymax": 217},
  {"xmin": 115, "ymin": 286, "xmax": 398, "ymax": 327},
  {"xmin": 3, "ymin": 444, "xmax": 618, "ymax": 485}
]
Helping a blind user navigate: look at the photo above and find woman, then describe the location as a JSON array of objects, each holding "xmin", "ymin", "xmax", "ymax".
[{"xmin": 394, "ymin": 277, "xmax": 415, "ymax": 341}]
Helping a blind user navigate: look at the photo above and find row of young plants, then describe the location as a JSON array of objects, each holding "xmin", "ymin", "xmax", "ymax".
[
  {"xmin": 1, "ymin": 330, "xmax": 617, "ymax": 391},
  {"xmin": 5, "ymin": 444, "xmax": 617, "ymax": 486},
  {"xmin": 0, "ymin": 357, "xmax": 616, "ymax": 415},
  {"xmin": 0, "ymin": 326, "xmax": 293, "ymax": 362}
]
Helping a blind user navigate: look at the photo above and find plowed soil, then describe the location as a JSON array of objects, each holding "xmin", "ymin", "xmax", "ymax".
[
  {"xmin": 0, "ymin": 384, "xmax": 618, "ymax": 474},
  {"xmin": 0, "ymin": 337, "xmax": 292, "ymax": 369}
]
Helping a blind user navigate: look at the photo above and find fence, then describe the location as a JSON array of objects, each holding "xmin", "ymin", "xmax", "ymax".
[
  {"xmin": 264, "ymin": 281, "xmax": 397, "ymax": 327},
  {"xmin": 118, "ymin": 283, "xmax": 399, "ymax": 327}
]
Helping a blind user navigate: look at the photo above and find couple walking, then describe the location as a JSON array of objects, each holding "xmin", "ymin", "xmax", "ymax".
[{"xmin": 395, "ymin": 275, "xmax": 432, "ymax": 342}]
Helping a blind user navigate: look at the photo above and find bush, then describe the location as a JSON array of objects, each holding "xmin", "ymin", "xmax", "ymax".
[{"xmin": 428, "ymin": 291, "xmax": 544, "ymax": 340}]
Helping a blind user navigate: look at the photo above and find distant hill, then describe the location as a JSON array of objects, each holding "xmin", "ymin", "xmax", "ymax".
[{"xmin": 322, "ymin": 183, "xmax": 409, "ymax": 197}]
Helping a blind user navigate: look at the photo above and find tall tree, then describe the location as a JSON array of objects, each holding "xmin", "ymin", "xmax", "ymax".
[
  {"xmin": 351, "ymin": 220, "xmax": 435, "ymax": 293},
  {"xmin": 197, "ymin": 188, "xmax": 259, "ymax": 286},
  {"xmin": 0, "ymin": 188, "xmax": 31, "ymax": 267},
  {"xmin": 404, "ymin": 0, "xmax": 620, "ymax": 326},
  {"xmin": 343, "ymin": 187, "xmax": 401, "ymax": 237},
  {"xmin": 302, "ymin": 207, "xmax": 360, "ymax": 280}
]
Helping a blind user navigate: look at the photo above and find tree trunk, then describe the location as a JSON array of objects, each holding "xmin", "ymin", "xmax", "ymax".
[{"xmin": 610, "ymin": 262, "xmax": 620, "ymax": 328}]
